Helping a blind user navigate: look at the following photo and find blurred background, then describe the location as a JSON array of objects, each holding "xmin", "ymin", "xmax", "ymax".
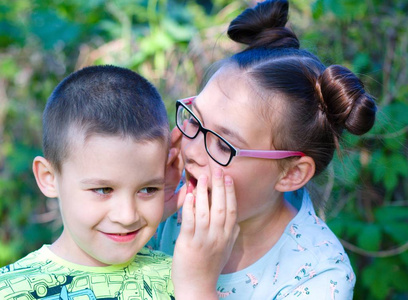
[{"xmin": 0, "ymin": 0, "xmax": 407, "ymax": 298}]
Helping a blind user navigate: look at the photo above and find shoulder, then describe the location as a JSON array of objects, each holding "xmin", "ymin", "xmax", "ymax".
[
  {"xmin": 0, "ymin": 247, "xmax": 47, "ymax": 278},
  {"xmin": 272, "ymin": 193, "xmax": 355, "ymax": 298},
  {"xmin": 283, "ymin": 190, "xmax": 350, "ymax": 265}
]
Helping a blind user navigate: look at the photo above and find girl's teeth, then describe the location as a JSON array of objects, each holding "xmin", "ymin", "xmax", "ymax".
[{"xmin": 187, "ymin": 182, "xmax": 194, "ymax": 193}]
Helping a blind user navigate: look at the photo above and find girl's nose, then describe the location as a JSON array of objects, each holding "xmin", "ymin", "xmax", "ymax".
[{"xmin": 182, "ymin": 132, "xmax": 208, "ymax": 167}]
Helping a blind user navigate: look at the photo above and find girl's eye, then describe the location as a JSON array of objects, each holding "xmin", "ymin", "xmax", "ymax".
[
  {"xmin": 93, "ymin": 188, "xmax": 113, "ymax": 195},
  {"xmin": 139, "ymin": 187, "xmax": 159, "ymax": 195},
  {"xmin": 217, "ymin": 139, "xmax": 231, "ymax": 153},
  {"xmin": 187, "ymin": 117, "xmax": 200, "ymax": 127}
]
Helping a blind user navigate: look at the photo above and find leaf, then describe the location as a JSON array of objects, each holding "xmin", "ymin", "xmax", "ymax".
[
  {"xmin": 381, "ymin": 102, "xmax": 408, "ymax": 128},
  {"xmin": 331, "ymin": 151, "xmax": 361, "ymax": 187},
  {"xmin": 343, "ymin": 219, "xmax": 365, "ymax": 239},
  {"xmin": 311, "ymin": 0, "xmax": 325, "ymax": 19},
  {"xmin": 162, "ymin": 18, "xmax": 195, "ymax": 41},
  {"xmin": 361, "ymin": 260, "xmax": 391, "ymax": 300},
  {"xmin": 29, "ymin": 9, "xmax": 81, "ymax": 49},
  {"xmin": 139, "ymin": 28, "xmax": 174, "ymax": 55},
  {"xmin": 6, "ymin": 143, "xmax": 41, "ymax": 175},
  {"xmin": 356, "ymin": 223, "xmax": 381, "ymax": 251},
  {"xmin": 327, "ymin": 0, "xmax": 367, "ymax": 20},
  {"xmin": 374, "ymin": 206, "xmax": 408, "ymax": 223},
  {"xmin": 326, "ymin": 218, "xmax": 344, "ymax": 236},
  {"xmin": 0, "ymin": 56, "xmax": 18, "ymax": 80},
  {"xmin": 0, "ymin": 20, "xmax": 24, "ymax": 46},
  {"xmin": 383, "ymin": 222, "xmax": 408, "ymax": 244},
  {"xmin": 361, "ymin": 258, "xmax": 403, "ymax": 299},
  {"xmin": 391, "ymin": 269, "xmax": 408, "ymax": 291},
  {"xmin": 369, "ymin": 152, "xmax": 408, "ymax": 192},
  {"xmin": 401, "ymin": 252, "xmax": 408, "ymax": 268},
  {"xmin": 352, "ymin": 53, "xmax": 371, "ymax": 73}
]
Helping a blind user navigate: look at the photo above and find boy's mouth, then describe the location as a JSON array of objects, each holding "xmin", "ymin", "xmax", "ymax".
[{"xmin": 103, "ymin": 230, "xmax": 139, "ymax": 243}]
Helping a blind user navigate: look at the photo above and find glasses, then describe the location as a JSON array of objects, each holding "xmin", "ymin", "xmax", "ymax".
[{"xmin": 176, "ymin": 96, "xmax": 305, "ymax": 166}]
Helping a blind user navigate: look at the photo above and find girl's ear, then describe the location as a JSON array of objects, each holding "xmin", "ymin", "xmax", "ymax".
[
  {"xmin": 275, "ymin": 156, "xmax": 315, "ymax": 192},
  {"xmin": 32, "ymin": 156, "xmax": 58, "ymax": 198}
]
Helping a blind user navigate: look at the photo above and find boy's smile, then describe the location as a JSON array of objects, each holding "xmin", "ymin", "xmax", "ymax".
[{"xmin": 48, "ymin": 133, "xmax": 167, "ymax": 267}]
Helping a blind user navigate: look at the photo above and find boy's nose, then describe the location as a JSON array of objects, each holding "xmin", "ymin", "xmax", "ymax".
[
  {"xmin": 109, "ymin": 196, "xmax": 140, "ymax": 226},
  {"xmin": 183, "ymin": 132, "xmax": 208, "ymax": 167}
]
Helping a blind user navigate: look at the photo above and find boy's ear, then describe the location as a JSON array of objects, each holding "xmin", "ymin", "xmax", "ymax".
[
  {"xmin": 32, "ymin": 156, "xmax": 59, "ymax": 198},
  {"xmin": 275, "ymin": 156, "xmax": 315, "ymax": 192}
]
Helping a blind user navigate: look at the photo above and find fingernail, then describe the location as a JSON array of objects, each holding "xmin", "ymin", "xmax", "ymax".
[
  {"xmin": 225, "ymin": 175, "xmax": 233, "ymax": 186},
  {"xmin": 214, "ymin": 168, "xmax": 223, "ymax": 179},
  {"xmin": 198, "ymin": 174, "xmax": 208, "ymax": 184}
]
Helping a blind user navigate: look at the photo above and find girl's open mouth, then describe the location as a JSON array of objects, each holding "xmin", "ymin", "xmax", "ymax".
[
  {"xmin": 185, "ymin": 171, "xmax": 212, "ymax": 201},
  {"xmin": 187, "ymin": 175, "xmax": 197, "ymax": 194}
]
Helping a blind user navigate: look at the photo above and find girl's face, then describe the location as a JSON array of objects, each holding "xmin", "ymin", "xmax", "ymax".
[{"xmin": 181, "ymin": 66, "xmax": 286, "ymax": 225}]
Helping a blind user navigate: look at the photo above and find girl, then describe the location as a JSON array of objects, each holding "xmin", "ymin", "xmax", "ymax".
[{"xmin": 164, "ymin": 0, "xmax": 377, "ymax": 299}]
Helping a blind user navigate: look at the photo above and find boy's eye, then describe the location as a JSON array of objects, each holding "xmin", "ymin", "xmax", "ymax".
[
  {"xmin": 139, "ymin": 187, "xmax": 159, "ymax": 195},
  {"xmin": 93, "ymin": 188, "xmax": 113, "ymax": 195}
]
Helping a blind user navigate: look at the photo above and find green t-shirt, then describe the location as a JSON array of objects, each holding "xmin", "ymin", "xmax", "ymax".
[{"xmin": 0, "ymin": 245, "xmax": 174, "ymax": 300}]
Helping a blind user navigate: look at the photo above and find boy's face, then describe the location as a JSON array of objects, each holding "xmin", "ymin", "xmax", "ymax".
[{"xmin": 51, "ymin": 134, "xmax": 167, "ymax": 266}]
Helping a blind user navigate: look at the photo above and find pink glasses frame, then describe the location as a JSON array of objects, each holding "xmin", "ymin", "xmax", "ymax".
[{"xmin": 177, "ymin": 96, "xmax": 305, "ymax": 164}]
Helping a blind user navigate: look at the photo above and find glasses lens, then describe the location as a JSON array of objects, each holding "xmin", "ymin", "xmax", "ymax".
[
  {"xmin": 177, "ymin": 105, "xmax": 200, "ymax": 138},
  {"xmin": 206, "ymin": 131, "xmax": 232, "ymax": 166}
]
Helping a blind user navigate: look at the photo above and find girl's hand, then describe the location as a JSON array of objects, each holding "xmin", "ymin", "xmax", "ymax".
[
  {"xmin": 172, "ymin": 168, "xmax": 240, "ymax": 300},
  {"xmin": 163, "ymin": 127, "xmax": 185, "ymax": 221}
]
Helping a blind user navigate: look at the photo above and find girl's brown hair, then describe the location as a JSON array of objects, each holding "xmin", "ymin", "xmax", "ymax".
[{"xmin": 226, "ymin": 0, "xmax": 376, "ymax": 176}]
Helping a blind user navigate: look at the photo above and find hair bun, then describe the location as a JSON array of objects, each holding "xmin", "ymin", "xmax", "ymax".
[
  {"xmin": 227, "ymin": 0, "xmax": 299, "ymax": 50},
  {"xmin": 318, "ymin": 65, "xmax": 377, "ymax": 135}
]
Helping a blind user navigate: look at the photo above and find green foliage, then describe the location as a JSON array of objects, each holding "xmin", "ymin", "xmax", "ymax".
[
  {"xmin": 310, "ymin": 0, "xmax": 408, "ymax": 298},
  {"xmin": 0, "ymin": 0, "xmax": 407, "ymax": 299}
]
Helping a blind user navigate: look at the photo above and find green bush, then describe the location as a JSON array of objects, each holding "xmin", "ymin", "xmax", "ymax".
[{"xmin": 0, "ymin": 0, "xmax": 407, "ymax": 298}]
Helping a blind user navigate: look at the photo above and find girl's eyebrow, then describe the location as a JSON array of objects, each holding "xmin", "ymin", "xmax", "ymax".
[{"xmin": 192, "ymin": 101, "xmax": 249, "ymax": 147}]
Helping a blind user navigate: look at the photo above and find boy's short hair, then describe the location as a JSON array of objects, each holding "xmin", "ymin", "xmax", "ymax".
[{"xmin": 43, "ymin": 65, "xmax": 169, "ymax": 172}]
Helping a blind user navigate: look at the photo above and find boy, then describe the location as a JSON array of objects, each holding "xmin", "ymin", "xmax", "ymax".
[{"xmin": 0, "ymin": 65, "xmax": 174, "ymax": 299}]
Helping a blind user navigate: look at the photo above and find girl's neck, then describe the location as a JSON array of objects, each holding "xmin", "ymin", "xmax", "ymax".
[{"xmin": 221, "ymin": 196, "xmax": 297, "ymax": 274}]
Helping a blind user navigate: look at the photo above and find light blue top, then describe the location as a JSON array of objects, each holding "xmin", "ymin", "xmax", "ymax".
[{"xmin": 149, "ymin": 188, "xmax": 355, "ymax": 299}]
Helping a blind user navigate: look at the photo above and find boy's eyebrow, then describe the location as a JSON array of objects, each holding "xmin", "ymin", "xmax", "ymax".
[
  {"xmin": 80, "ymin": 177, "xmax": 166, "ymax": 186},
  {"xmin": 142, "ymin": 177, "xmax": 166, "ymax": 186},
  {"xmin": 192, "ymin": 101, "xmax": 249, "ymax": 147},
  {"xmin": 80, "ymin": 178, "xmax": 112, "ymax": 186}
]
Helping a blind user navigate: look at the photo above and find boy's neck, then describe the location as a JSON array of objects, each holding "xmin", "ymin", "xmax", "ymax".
[{"xmin": 50, "ymin": 232, "xmax": 113, "ymax": 267}]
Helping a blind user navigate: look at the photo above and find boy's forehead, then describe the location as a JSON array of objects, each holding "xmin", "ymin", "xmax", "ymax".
[
  {"xmin": 60, "ymin": 126, "xmax": 168, "ymax": 168},
  {"xmin": 61, "ymin": 132, "xmax": 168, "ymax": 175}
]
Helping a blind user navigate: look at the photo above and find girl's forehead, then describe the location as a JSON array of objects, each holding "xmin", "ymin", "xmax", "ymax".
[{"xmin": 194, "ymin": 72, "xmax": 274, "ymax": 148}]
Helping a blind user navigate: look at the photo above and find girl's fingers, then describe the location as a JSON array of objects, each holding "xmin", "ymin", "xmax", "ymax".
[
  {"xmin": 210, "ymin": 168, "xmax": 226, "ymax": 228},
  {"xmin": 194, "ymin": 175, "xmax": 210, "ymax": 234},
  {"xmin": 179, "ymin": 193, "xmax": 195, "ymax": 239},
  {"xmin": 224, "ymin": 175, "xmax": 238, "ymax": 234}
]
